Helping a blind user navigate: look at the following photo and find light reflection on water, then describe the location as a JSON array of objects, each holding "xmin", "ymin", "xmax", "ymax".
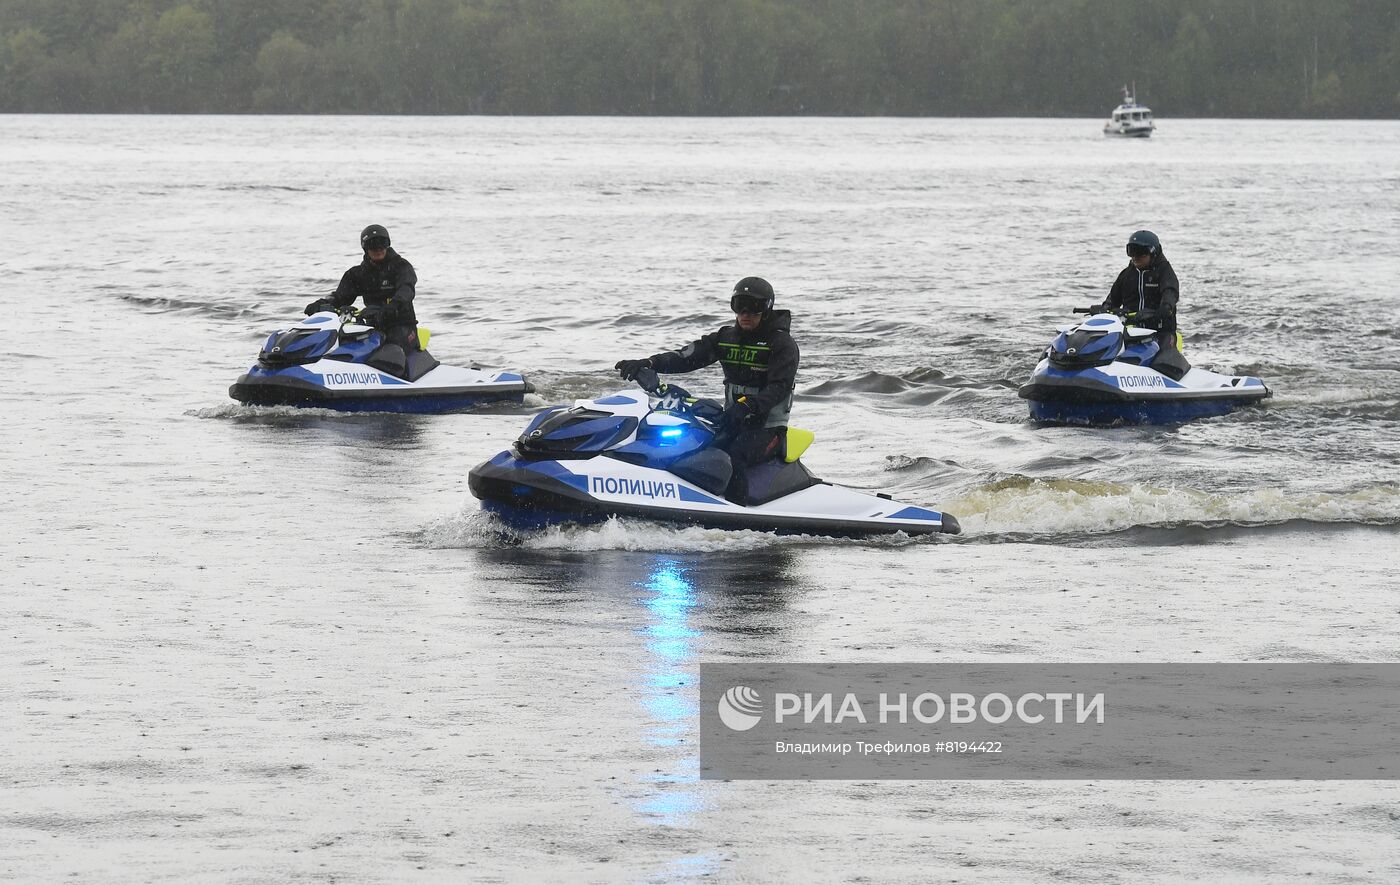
[
  {"xmin": 633, "ymin": 558, "xmax": 728, "ymax": 882},
  {"xmin": 636, "ymin": 558, "xmax": 705, "ymax": 829}
]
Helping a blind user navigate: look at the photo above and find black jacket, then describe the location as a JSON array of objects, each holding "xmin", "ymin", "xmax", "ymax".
[
  {"xmin": 648, "ymin": 310, "xmax": 799, "ymax": 427},
  {"xmin": 1105, "ymin": 252, "xmax": 1178, "ymax": 332},
  {"xmin": 331, "ymin": 248, "xmax": 417, "ymax": 326}
]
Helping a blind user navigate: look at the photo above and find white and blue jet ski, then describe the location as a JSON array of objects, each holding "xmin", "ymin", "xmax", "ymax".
[
  {"xmin": 468, "ymin": 368, "xmax": 959, "ymax": 537},
  {"xmin": 1018, "ymin": 306, "xmax": 1270, "ymax": 426},
  {"xmin": 229, "ymin": 310, "xmax": 532, "ymax": 413}
]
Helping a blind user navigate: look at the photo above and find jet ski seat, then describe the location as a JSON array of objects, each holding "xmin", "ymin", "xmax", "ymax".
[
  {"xmin": 668, "ymin": 447, "xmax": 733, "ymax": 496},
  {"xmin": 732, "ymin": 459, "xmax": 821, "ymax": 507},
  {"xmin": 665, "ymin": 429, "xmax": 821, "ymax": 502},
  {"xmin": 364, "ymin": 343, "xmax": 441, "ymax": 381},
  {"xmin": 1151, "ymin": 344, "xmax": 1191, "ymax": 382},
  {"xmin": 405, "ymin": 349, "xmax": 441, "ymax": 382},
  {"xmin": 366, "ymin": 343, "xmax": 408, "ymax": 377}
]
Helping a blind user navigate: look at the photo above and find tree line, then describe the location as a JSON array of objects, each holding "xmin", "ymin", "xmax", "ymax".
[{"xmin": 2, "ymin": 0, "xmax": 1397, "ymax": 116}]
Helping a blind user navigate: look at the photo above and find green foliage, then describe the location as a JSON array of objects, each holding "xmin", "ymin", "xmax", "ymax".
[
  {"xmin": 0, "ymin": 0, "xmax": 1396, "ymax": 115},
  {"xmin": 253, "ymin": 30, "xmax": 316, "ymax": 112},
  {"xmin": 150, "ymin": 4, "xmax": 217, "ymax": 110}
]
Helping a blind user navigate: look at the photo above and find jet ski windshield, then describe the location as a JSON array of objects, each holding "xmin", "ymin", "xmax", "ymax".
[
  {"xmin": 513, "ymin": 367, "xmax": 726, "ymax": 461},
  {"xmin": 257, "ymin": 326, "xmax": 337, "ymax": 368},
  {"xmin": 515, "ymin": 407, "xmax": 640, "ymax": 460}
]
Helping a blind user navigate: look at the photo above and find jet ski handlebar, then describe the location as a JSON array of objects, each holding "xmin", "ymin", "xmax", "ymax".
[
  {"xmin": 631, "ymin": 366, "xmax": 724, "ymax": 427},
  {"xmin": 633, "ymin": 366, "xmax": 701, "ymax": 403},
  {"xmin": 1074, "ymin": 305, "xmax": 1144, "ymax": 320},
  {"xmin": 634, "ymin": 365, "xmax": 697, "ymax": 407}
]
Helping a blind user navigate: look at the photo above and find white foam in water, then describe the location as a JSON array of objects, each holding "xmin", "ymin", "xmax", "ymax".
[
  {"xmin": 185, "ymin": 403, "xmax": 372, "ymax": 420},
  {"xmin": 418, "ymin": 507, "xmax": 515, "ymax": 548},
  {"xmin": 420, "ymin": 507, "xmax": 790, "ymax": 551},
  {"xmin": 519, "ymin": 517, "xmax": 778, "ymax": 552},
  {"xmin": 1266, "ymin": 387, "xmax": 1395, "ymax": 409},
  {"xmin": 953, "ymin": 477, "xmax": 1400, "ymax": 536},
  {"xmin": 419, "ymin": 506, "xmax": 924, "ymax": 551}
]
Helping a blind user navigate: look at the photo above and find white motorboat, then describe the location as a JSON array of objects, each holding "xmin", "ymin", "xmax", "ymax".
[{"xmin": 1103, "ymin": 85, "xmax": 1155, "ymax": 138}]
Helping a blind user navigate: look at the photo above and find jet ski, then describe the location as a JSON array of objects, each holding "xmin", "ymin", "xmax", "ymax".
[
  {"xmin": 229, "ymin": 310, "xmax": 532, "ymax": 413},
  {"xmin": 1018, "ymin": 307, "xmax": 1270, "ymax": 425},
  {"xmin": 468, "ymin": 367, "xmax": 959, "ymax": 537}
]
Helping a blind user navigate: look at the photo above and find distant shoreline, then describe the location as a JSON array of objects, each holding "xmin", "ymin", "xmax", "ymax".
[{"xmin": 7, "ymin": 0, "xmax": 1394, "ymax": 119}]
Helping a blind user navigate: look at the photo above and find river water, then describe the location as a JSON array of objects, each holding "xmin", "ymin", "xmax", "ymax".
[{"xmin": 4, "ymin": 116, "xmax": 1399, "ymax": 882}]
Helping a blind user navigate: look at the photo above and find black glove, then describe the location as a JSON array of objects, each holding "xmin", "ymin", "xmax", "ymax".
[
  {"xmin": 1132, "ymin": 310, "xmax": 1159, "ymax": 326},
  {"xmin": 718, "ymin": 399, "xmax": 754, "ymax": 433},
  {"xmin": 356, "ymin": 304, "xmax": 388, "ymax": 326},
  {"xmin": 615, "ymin": 359, "xmax": 652, "ymax": 381},
  {"xmin": 304, "ymin": 298, "xmax": 335, "ymax": 316}
]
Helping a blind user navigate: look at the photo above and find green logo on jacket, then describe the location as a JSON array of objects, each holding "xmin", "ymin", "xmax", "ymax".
[{"xmin": 720, "ymin": 342, "xmax": 770, "ymax": 369}]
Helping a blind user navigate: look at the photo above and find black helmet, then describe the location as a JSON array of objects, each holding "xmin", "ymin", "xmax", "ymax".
[
  {"xmin": 360, "ymin": 224, "xmax": 391, "ymax": 251},
  {"xmin": 730, "ymin": 276, "xmax": 775, "ymax": 314},
  {"xmin": 1126, "ymin": 229, "xmax": 1160, "ymax": 258}
]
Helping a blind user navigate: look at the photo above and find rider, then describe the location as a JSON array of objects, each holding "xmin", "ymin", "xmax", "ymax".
[
  {"xmin": 614, "ymin": 276, "xmax": 799, "ymax": 471},
  {"xmin": 1101, "ymin": 229, "xmax": 1180, "ymax": 351},
  {"xmin": 305, "ymin": 224, "xmax": 420, "ymax": 352}
]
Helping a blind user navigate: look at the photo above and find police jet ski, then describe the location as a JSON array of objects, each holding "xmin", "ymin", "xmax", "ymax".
[
  {"xmin": 229, "ymin": 309, "xmax": 532, "ymax": 413},
  {"xmin": 1018, "ymin": 306, "xmax": 1270, "ymax": 426},
  {"xmin": 468, "ymin": 367, "xmax": 959, "ymax": 537}
]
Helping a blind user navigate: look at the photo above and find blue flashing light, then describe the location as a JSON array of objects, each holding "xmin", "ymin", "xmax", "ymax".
[{"xmin": 659, "ymin": 428, "xmax": 684, "ymax": 438}]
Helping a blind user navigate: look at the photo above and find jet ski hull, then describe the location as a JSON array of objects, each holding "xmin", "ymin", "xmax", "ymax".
[
  {"xmin": 469, "ymin": 452, "xmax": 960, "ymax": 538},
  {"xmin": 1019, "ymin": 363, "xmax": 1270, "ymax": 427},
  {"xmin": 230, "ymin": 311, "xmax": 533, "ymax": 414},
  {"xmin": 1022, "ymin": 312, "xmax": 1271, "ymax": 426},
  {"xmin": 229, "ymin": 364, "xmax": 532, "ymax": 414},
  {"xmin": 1023, "ymin": 393, "xmax": 1261, "ymax": 426}
]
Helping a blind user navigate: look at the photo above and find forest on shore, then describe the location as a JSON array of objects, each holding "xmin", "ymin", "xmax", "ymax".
[{"xmin": 2, "ymin": 0, "xmax": 1397, "ymax": 116}]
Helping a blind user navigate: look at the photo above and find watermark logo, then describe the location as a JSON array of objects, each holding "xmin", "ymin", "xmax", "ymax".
[
  {"xmin": 701, "ymin": 663, "xmax": 1400, "ymax": 780},
  {"xmin": 718, "ymin": 685, "xmax": 763, "ymax": 731}
]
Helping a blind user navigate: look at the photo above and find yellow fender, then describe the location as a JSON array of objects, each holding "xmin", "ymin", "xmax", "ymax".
[
  {"xmin": 785, "ymin": 428, "xmax": 814, "ymax": 462},
  {"xmin": 418, "ymin": 327, "xmax": 431, "ymax": 350}
]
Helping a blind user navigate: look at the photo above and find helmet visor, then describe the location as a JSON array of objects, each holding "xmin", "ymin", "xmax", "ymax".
[
  {"xmin": 1126, "ymin": 243, "xmax": 1153, "ymax": 258},
  {"xmin": 730, "ymin": 293, "xmax": 767, "ymax": 315},
  {"xmin": 364, "ymin": 237, "xmax": 390, "ymax": 251}
]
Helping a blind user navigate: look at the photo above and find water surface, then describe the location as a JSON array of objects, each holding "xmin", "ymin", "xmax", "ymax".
[{"xmin": 4, "ymin": 115, "xmax": 1399, "ymax": 882}]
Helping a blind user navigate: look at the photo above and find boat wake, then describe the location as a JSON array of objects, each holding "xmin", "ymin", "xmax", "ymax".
[
  {"xmin": 803, "ymin": 368, "xmax": 1017, "ymax": 408},
  {"xmin": 186, "ymin": 403, "xmax": 372, "ymax": 420},
  {"xmin": 951, "ymin": 475, "xmax": 1400, "ymax": 540},
  {"xmin": 184, "ymin": 403, "xmax": 402, "ymax": 421},
  {"xmin": 115, "ymin": 291, "xmax": 293, "ymax": 322}
]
